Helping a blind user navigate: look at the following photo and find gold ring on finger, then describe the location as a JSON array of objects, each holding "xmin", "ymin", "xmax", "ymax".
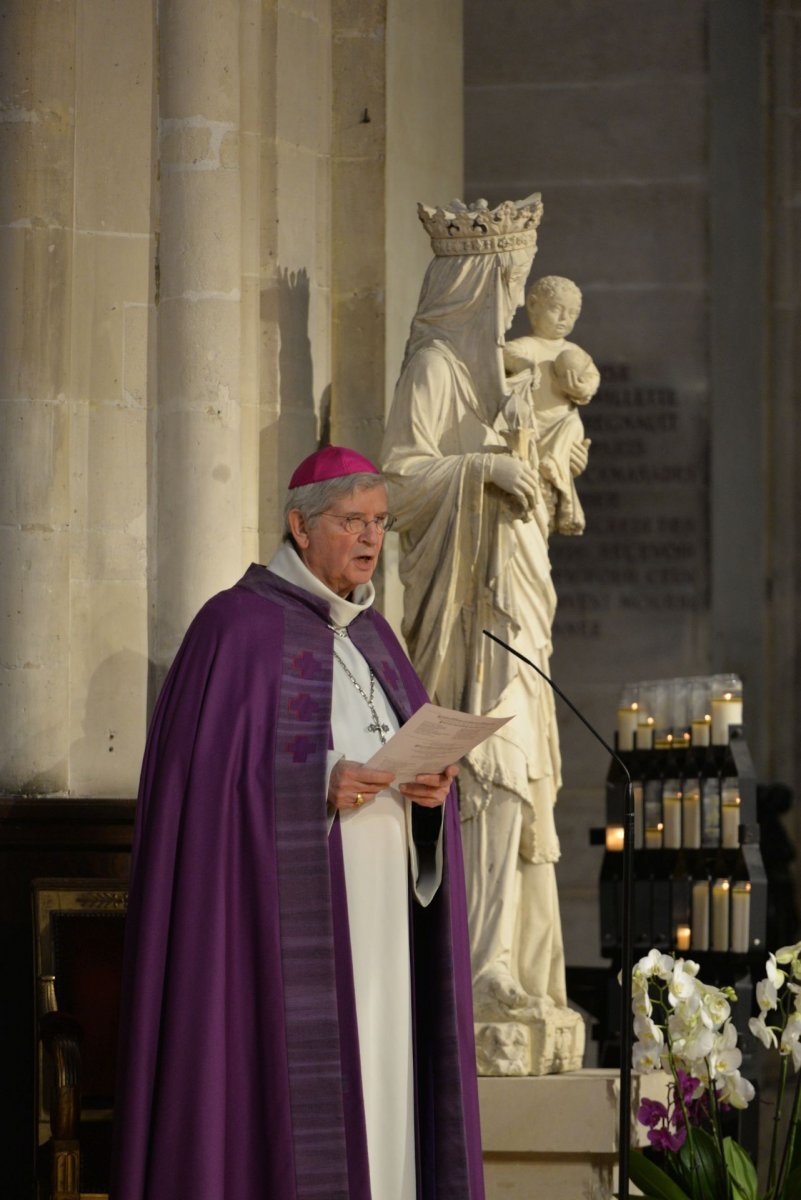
[{"xmin": 355, "ymin": 793, "xmax": 365, "ymax": 806}]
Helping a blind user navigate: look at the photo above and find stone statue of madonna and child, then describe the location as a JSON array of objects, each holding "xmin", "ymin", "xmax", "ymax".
[{"xmin": 381, "ymin": 195, "xmax": 599, "ymax": 1076}]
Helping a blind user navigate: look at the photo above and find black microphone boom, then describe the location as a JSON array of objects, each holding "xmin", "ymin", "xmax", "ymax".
[{"xmin": 482, "ymin": 628, "xmax": 635, "ymax": 1200}]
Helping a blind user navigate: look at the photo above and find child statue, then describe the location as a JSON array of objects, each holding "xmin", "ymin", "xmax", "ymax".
[{"xmin": 503, "ymin": 275, "xmax": 599, "ymax": 534}]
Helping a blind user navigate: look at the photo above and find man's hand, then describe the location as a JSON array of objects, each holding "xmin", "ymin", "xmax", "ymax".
[
  {"xmin": 400, "ymin": 764, "xmax": 459, "ymax": 809},
  {"xmin": 488, "ymin": 455, "xmax": 539, "ymax": 508},
  {"xmin": 328, "ymin": 759, "xmax": 395, "ymax": 810}
]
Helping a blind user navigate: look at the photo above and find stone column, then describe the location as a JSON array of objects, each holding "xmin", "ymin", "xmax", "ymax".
[
  {"xmin": 256, "ymin": 0, "xmax": 335, "ymax": 559},
  {"xmin": 154, "ymin": 0, "xmax": 244, "ymax": 674},
  {"xmin": 331, "ymin": 0, "xmax": 463, "ymax": 621},
  {"xmin": 67, "ymin": 0, "xmax": 156, "ymax": 795},
  {"xmin": 0, "ymin": 0, "xmax": 75, "ymax": 793}
]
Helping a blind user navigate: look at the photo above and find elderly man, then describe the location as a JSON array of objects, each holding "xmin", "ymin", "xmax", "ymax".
[{"xmin": 110, "ymin": 446, "xmax": 484, "ymax": 1200}]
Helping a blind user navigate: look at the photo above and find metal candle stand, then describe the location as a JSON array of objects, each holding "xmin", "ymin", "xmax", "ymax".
[{"xmin": 592, "ymin": 727, "xmax": 767, "ymax": 1159}]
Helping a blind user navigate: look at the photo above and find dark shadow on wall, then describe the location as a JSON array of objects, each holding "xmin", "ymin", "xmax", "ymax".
[
  {"xmin": 69, "ymin": 648, "xmax": 149, "ymax": 795},
  {"xmin": 259, "ymin": 268, "xmax": 328, "ymax": 559},
  {"xmin": 18, "ymin": 647, "xmax": 147, "ymax": 796},
  {"xmin": 277, "ymin": 266, "xmax": 321, "ymax": 484}
]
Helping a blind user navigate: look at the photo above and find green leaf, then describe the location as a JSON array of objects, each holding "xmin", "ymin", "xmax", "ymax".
[
  {"xmin": 778, "ymin": 1164, "xmax": 801, "ymax": 1200},
  {"xmin": 677, "ymin": 1128, "xmax": 726, "ymax": 1200},
  {"xmin": 628, "ymin": 1150, "xmax": 692, "ymax": 1200},
  {"xmin": 723, "ymin": 1138, "xmax": 758, "ymax": 1200}
]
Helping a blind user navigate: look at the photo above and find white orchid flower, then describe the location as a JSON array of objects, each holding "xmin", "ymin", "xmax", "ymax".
[
  {"xmin": 757, "ymin": 976, "xmax": 779, "ymax": 1013},
  {"xmin": 667, "ymin": 1007, "xmax": 694, "ymax": 1041},
  {"xmin": 678, "ymin": 1024, "xmax": 716, "ymax": 1064},
  {"xmin": 767, "ymin": 953, "xmax": 787, "ymax": 991},
  {"xmin": 716, "ymin": 1069, "xmax": 755, "ymax": 1110},
  {"xmin": 699, "ymin": 984, "xmax": 731, "ymax": 1030},
  {"xmin": 780, "ymin": 1012, "xmax": 801, "ymax": 1071},
  {"xmin": 667, "ymin": 1002, "xmax": 704, "ymax": 1046},
  {"xmin": 708, "ymin": 1023, "xmax": 742, "ymax": 1080},
  {"xmin": 774, "ymin": 941, "xmax": 801, "ymax": 964},
  {"xmin": 634, "ymin": 1014, "xmax": 664, "ymax": 1046},
  {"xmin": 636, "ymin": 949, "xmax": 674, "ymax": 980},
  {"xmin": 631, "ymin": 976, "xmax": 653, "ymax": 1018},
  {"xmin": 749, "ymin": 1013, "xmax": 778, "ymax": 1049},
  {"xmin": 673, "ymin": 987, "xmax": 703, "ymax": 1019},
  {"xmin": 669, "ymin": 961, "xmax": 699, "ymax": 1007},
  {"xmin": 633, "ymin": 1038, "xmax": 663, "ymax": 1073}
]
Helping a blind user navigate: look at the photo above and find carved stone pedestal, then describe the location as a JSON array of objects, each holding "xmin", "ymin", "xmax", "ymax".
[
  {"xmin": 478, "ymin": 1069, "xmax": 671, "ymax": 1200},
  {"xmin": 475, "ymin": 1006, "xmax": 586, "ymax": 1076}
]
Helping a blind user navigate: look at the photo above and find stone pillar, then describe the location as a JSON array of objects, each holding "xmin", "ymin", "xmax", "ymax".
[
  {"xmin": 381, "ymin": 0, "xmax": 463, "ymax": 631},
  {"xmin": 154, "ymin": 0, "xmax": 244, "ymax": 673},
  {"xmin": 67, "ymin": 0, "xmax": 156, "ymax": 794},
  {"xmin": 331, "ymin": 0, "xmax": 463, "ymax": 622},
  {"xmin": 330, "ymin": 2, "xmax": 387, "ymax": 463},
  {"xmin": 256, "ymin": 0, "xmax": 335, "ymax": 559},
  {"xmin": 0, "ymin": 0, "xmax": 76, "ymax": 792}
]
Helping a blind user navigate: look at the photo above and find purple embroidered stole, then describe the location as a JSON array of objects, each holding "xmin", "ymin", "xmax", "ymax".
[{"xmin": 238, "ymin": 566, "xmax": 418, "ymax": 1197}]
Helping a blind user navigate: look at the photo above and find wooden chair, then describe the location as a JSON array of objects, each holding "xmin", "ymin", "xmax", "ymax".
[{"xmin": 33, "ymin": 879, "xmax": 128, "ymax": 1200}]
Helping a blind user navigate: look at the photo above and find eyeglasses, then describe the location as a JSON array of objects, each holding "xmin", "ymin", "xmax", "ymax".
[{"xmin": 319, "ymin": 511, "xmax": 397, "ymax": 534}]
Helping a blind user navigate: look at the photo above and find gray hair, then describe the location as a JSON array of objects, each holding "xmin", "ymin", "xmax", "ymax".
[
  {"xmin": 283, "ymin": 472, "xmax": 386, "ymax": 542},
  {"xmin": 527, "ymin": 275, "xmax": 582, "ymax": 312}
]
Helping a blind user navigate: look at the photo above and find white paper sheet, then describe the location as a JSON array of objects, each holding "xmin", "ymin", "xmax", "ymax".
[{"xmin": 366, "ymin": 703, "xmax": 511, "ymax": 784}]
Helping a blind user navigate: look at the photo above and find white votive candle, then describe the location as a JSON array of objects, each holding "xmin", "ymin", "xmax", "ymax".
[
  {"xmin": 692, "ymin": 881, "xmax": 710, "ymax": 951},
  {"xmin": 721, "ymin": 796, "xmax": 741, "ymax": 849},
  {"xmin": 711, "ymin": 694, "xmax": 743, "ymax": 745},
  {"xmin": 712, "ymin": 879, "xmax": 730, "ymax": 951},
  {"xmin": 636, "ymin": 717, "xmax": 655, "ymax": 750},
  {"xmin": 683, "ymin": 788, "xmax": 701, "ymax": 849},
  {"xmin": 691, "ymin": 716, "xmax": 711, "ymax": 747},
  {"xmin": 662, "ymin": 792, "xmax": 682, "ymax": 849},
  {"xmin": 617, "ymin": 704, "xmax": 639, "ymax": 751},
  {"xmin": 645, "ymin": 823, "xmax": 663, "ymax": 850},
  {"xmin": 731, "ymin": 882, "xmax": 751, "ymax": 953},
  {"xmin": 676, "ymin": 924, "xmax": 691, "ymax": 952}
]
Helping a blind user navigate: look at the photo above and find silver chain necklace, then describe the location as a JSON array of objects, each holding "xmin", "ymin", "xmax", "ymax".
[{"xmin": 332, "ymin": 648, "xmax": 390, "ymax": 743}]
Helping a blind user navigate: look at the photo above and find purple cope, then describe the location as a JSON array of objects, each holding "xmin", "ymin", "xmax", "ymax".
[{"xmin": 110, "ymin": 564, "xmax": 484, "ymax": 1200}]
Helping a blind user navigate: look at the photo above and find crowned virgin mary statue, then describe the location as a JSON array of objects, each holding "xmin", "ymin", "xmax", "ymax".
[{"xmin": 381, "ymin": 196, "xmax": 585, "ymax": 1075}]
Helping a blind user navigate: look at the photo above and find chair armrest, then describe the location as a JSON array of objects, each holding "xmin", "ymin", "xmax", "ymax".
[{"xmin": 39, "ymin": 993, "xmax": 83, "ymax": 1141}]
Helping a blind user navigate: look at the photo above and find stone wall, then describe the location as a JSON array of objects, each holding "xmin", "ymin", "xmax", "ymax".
[
  {"xmin": 765, "ymin": 0, "xmax": 801, "ymax": 889},
  {"xmin": 464, "ymin": 0, "xmax": 800, "ymax": 965},
  {"xmin": 0, "ymin": 0, "xmax": 462, "ymax": 796},
  {"xmin": 1, "ymin": 0, "xmax": 157, "ymax": 797}
]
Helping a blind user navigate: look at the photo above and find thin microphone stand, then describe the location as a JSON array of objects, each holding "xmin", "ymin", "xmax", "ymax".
[{"xmin": 482, "ymin": 628, "xmax": 634, "ymax": 1200}]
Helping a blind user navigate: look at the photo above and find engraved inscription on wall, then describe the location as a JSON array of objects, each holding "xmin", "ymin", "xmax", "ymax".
[{"xmin": 550, "ymin": 364, "xmax": 709, "ymax": 668}]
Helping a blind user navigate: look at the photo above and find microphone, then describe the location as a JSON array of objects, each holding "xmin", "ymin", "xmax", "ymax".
[{"xmin": 482, "ymin": 628, "xmax": 635, "ymax": 1200}]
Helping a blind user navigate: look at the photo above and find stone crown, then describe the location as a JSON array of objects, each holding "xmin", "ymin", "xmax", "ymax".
[{"xmin": 418, "ymin": 194, "xmax": 543, "ymax": 257}]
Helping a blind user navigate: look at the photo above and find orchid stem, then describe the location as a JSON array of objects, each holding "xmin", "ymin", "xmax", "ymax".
[
  {"xmin": 774, "ymin": 1066, "xmax": 801, "ymax": 1199},
  {"xmin": 767, "ymin": 1055, "xmax": 790, "ymax": 1197},
  {"xmin": 667, "ymin": 1052, "xmax": 698, "ymax": 1181},
  {"xmin": 706, "ymin": 1072, "xmax": 731, "ymax": 1200}
]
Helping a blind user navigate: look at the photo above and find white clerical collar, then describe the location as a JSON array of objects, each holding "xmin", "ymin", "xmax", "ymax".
[{"xmin": 267, "ymin": 541, "xmax": 375, "ymax": 629}]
